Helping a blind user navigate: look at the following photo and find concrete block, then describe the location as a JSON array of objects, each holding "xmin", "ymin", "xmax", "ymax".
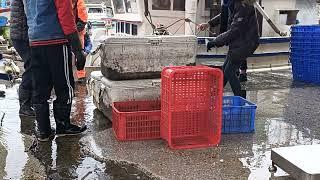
[
  {"xmin": 88, "ymin": 71, "xmax": 161, "ymax": 120},
  {"xmin": 100, "ymin": 35, "xmax": 197, "ymax": 80}
]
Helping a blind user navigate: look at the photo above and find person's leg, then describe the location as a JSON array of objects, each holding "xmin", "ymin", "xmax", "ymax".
[
  {"xmin": 31, "ymin": 46, "xmax": 55, "ymax": 141},
  {"xmin": 222, "ymin": 57, "xmax": 230, "ymax": 87},
  {"xmin": 239, "ymin": 42, "xmax": 259, "ymax": 82},
  {"xmin": 223, "ymin": 53, "xmax": 242, "ymax": 96},
  {"xmin": 239, "ymin": 59, "xmax": 248, "ymax": 82},
  {"xmin": 46, "ymin": 44, "xmax": 86, "ymax": 136},
  {"xmin": 12, "ymin": 40, "xmax": 35, "ymax": 117}
]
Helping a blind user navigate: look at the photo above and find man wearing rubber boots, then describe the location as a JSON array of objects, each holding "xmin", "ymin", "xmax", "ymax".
[
  {"xmin": 23, "ymin": 0, "xmax": 87, "ymax": 141},
  {"xmin": 199, "ymin": 0, "xmax": 259, "ymax": 98}
]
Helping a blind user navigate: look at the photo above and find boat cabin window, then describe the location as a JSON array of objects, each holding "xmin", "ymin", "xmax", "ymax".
[
  {"xmin": 116, "ymin": 22, "xmax": 120, "ymax": 33},
  {"xmin": 132, "ymin": 24, "xmax": 138, "ymax": 35},
  {"xmin": 113, "ymin": 0, "xmax": 125, "ymax": 14},
  {"xmin": 125, "ymin": 23, "xmax": 130, "ymax": 34},
  {"xmin": 152, "ymin": 0, "xmax": 186, "ymax": 11},
  {"xmin": 88, "ymin": 8, "xmax": 103, "ymax": 13},
  {"xmin": 124, "ymin": 0, "xmax": 138, "ymax": 13},
  {"xmin": 173, "ymin": 0, "xmax": 185, "ymax": 11},
  {"xmin": 120, "ymin": 22, "xmax": 125, "ymax": 33},
  {"xmin": 106, "ymin": 7, "xmax": 114, "ymax": 17},
  {"xmin": 152, "ymin": 0, "xmax": 171, "ymax": 10},
  {"xmin": 116, "ymin": 22, "xmax": 138, "ymax": 36}
]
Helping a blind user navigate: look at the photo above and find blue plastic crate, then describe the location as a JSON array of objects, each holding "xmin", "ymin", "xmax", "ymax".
[
  {"xmin": 290, "ymin": 42, "xmax": 320, "ymax": 49},
  {"xmin": 290, "ymin": 37, "xmax": 320, "ymax": 43},
  {"xmin": 290, "ymin": 25, "xmax": 320, "ymax": 83},
  {"xmin": 222, "ymin": 96, "xmax": 257, "ymax": 134},
  {"xmin": 291, "ymin": 59, "xmax": 320, "ymax": 83},
  {"xmin": 290, "ymin": 53, "xmax": 320, "ymax": 62},
  {"xmin": 290, "ymin": 32, "xmax": 320, "ymax": 38},
  {"xmin": 291, "ymin": 25, "xmax": 320, "ymax": 33}
]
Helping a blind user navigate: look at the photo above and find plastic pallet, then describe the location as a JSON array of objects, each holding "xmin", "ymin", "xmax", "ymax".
[
  {"xmin": 161, "ymin": 66, "xmax": 223, "ymax": 149},
  {"xmin": 222, "ymin": 96, "xmax": 257, "ymax": 134},
  {"xmin": 112, "ymin": 100, "xmax": 161, "ymax": 141}
]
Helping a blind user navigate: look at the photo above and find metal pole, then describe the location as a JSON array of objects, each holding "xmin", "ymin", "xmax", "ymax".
[
  {"xmin": 254, "ymin": 2, "xmax": 287, "ymax": 36},
  {"xmin": 317, "ymin": 0, "xmax": 320, "ymax": 24},
  {"xmin": 257, "ymin": 0, "xmax": 263, "ymax": 36}
]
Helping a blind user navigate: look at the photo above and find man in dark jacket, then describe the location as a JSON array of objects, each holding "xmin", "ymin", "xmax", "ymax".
[
  {"xmin": 10, "ymin": 0, "xmax": 35, "ymax": 117},
  {"xmin": 199, "ymin": 0, "xmax": 258, "ymax": 82},
  {"xmin": 24, "ymin": 0, "xmax": 87, "ymax": 141},
  {"xmin": 199, "ymin": 0, "xmax": 259, "ymax": 97}
]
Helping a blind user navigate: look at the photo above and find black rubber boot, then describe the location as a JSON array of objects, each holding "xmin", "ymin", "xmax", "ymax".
[
  {"xmin": 53, "ymin": 102, "xmax": 87, "ymax": 137},
  {"xmin": 18, "ymin": 88, "xmax": 35, "ymax": 117},
  {"xmin": 33, "ymin": 103, "xmax": 54, "ymax": 142}
]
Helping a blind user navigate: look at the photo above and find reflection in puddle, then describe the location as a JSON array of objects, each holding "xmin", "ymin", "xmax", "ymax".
[
  {"xmin": 241, "ymin": 118, "xmax": 320, "ymax": 179},
  {"xmin": 0, "ymin": 85, "xmax": 28, "ymax": 179}
]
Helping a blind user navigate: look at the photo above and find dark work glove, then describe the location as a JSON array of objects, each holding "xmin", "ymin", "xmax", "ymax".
[
  {"xmin": 75, "ymin": 51, "xmax": 86, "ymax": 70},
  {"xmin": 77, "ymin": 19, "xmax": 87, "ymax": 32},
  {"xmin": 66, "ymin": 32, "xmax": 86, "ymax": 70},
  {"xmin": 207, "ymin": 40, "xmax": 216, "ymax": 52}
]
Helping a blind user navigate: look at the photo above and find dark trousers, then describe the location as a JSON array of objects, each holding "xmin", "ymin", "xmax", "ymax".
[
  {"xmin": 31, "ymin": 44, "xmax": 74, "ymax": 134},
  {"xmin": 223, "ymin": 52, "xmax": 243, "ymax": 96},
  {"xmin": 240, "ymin": 60, "xmax": 248, "ymax": 71},
  {"xmin": 12, "ymin": 40, "xmax": 32, "ymax": 91},
  {"xmin": 224, "ymin": 43, "xmax": 258, "ymax": 96}
]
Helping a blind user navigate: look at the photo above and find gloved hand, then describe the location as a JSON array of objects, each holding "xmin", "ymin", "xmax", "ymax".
[
  {"xmin": 77, "ymin": 19, "xmax": 87, "ymax": 32},
  {"xmin": 66, "ymin": 32, "xmax": 86, "ymax": 70},
  {"xmin": 207, "ymin": 40, "xmax": 216, "ymax": 52},
  {"xmin": 74, "ymin": 51, "xmax": 86, "ymax": 70}
]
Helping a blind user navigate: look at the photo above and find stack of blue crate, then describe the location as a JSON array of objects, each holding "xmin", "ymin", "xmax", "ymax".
[{"xmin": 290, "ymin": 25, "xmax": 320, "ymax": 83}]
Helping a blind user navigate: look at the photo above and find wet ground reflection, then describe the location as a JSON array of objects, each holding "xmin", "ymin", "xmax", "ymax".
[{"xmin": 0, "ymin": 83, "xmax": 153, "ymax": 179}]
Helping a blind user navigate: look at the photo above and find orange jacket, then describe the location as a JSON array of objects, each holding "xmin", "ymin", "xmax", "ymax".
[{"xmin": 72, "ymin": 0, "xmax": 88, "ymax": 23}]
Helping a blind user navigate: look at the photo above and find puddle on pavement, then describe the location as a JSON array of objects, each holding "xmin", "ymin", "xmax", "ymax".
[
  {"xmin": 238, "ymin": 84, "xmax": 320, "ymax": 179},
  {"xmin": 0, "ymin": 84, "xmax": 151, "ymax": 179},
  {"xmin": 238, "ymin": 117, "xmax": 320, "ymax": 179}
]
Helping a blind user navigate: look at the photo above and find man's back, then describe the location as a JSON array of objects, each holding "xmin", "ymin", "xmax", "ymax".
[{"xmin": 23, "ymin": 0, "xmax": 76, "ymax": 46}]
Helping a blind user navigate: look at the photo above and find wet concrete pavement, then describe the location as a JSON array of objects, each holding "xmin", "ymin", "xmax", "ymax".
[
  {"xmin": 0, "ymin": 69, "xmax": 320, "ymax": 179},
  {"xmin": 0, "ymin": 82, "xmax": 154, "ymax": 179}
]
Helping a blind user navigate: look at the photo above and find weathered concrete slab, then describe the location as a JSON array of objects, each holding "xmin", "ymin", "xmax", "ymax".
[
  {"xmin": 88, "ymin": 71, "xmax": 160, "ymax": 120},
  {"xmin": 100, "ymin": 35, "xmax": 197, "ymax": 80}
]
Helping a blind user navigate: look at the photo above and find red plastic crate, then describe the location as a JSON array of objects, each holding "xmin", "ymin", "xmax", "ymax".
[
  {"xmin": 112, "ymin": 100, "xmax": 161, "ymax": 141},
  {"xmin": 161, "ymin": 66, "xmax": 223, "ymax": 149}
]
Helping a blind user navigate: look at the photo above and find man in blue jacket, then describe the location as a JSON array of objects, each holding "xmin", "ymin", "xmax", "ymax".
[{"xmin": 23, "ymin": 0, "xmax": 87, "ymax": 141}]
